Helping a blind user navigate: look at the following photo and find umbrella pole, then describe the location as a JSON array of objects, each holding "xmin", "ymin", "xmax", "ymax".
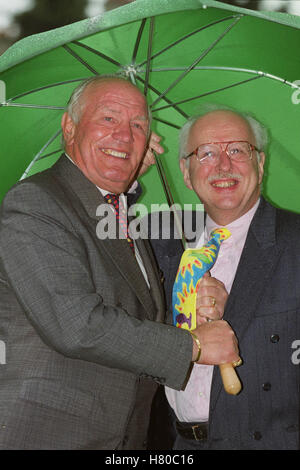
[{"xmin": 153, "ymin": 151, "xmax": 186, "ymax": 251}]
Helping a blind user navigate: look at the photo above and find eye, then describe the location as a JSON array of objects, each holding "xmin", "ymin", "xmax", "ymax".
[
  {"xmin": 132, "ymin": 122, "xmax": 147, "ymax": 133},
  {"xmin": 230, "ymin": 147, "xmax": 241, "ymax": 154},
  {"xmin": 199, "ymin": 149, "xmax": 215, "ymax": 160},
  {"xmin": 132, "ymin": 122, "xmax": 144, "ymax": 129},
  {"xmin": 104, "ymin": 116, "xmax": 114, "ymax": 122}
]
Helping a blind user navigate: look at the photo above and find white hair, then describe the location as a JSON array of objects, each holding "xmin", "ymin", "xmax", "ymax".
[{"xmin": 179, "ymin": 104, "xmax": 268, "ymax": 167}]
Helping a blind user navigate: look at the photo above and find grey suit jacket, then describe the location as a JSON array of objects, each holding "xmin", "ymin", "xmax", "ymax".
[
  {"xmin": 0, "ymin": 155, "xmax": 192, "ymax": 450},
  {"xmin": 151, "ymin": 198, "xmax": 300, "ymax": 449}
]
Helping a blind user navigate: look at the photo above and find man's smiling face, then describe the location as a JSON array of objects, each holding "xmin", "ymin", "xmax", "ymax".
[
  {"xmin": 180, "ymin": 110, "xmax": 265, "ymax": 225},
  {"xmin": 62, "ymin": 79, "xmax": 149, "ymax": 194}
]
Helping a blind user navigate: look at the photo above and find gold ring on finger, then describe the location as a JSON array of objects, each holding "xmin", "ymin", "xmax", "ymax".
[{"xmin": 232, "ymin": 358, "xmax": 243, "ymax": 368}]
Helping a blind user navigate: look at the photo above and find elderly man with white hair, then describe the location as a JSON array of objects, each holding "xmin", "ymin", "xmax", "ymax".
[{"xmin": 149, "ymin": 107, "xmax": 300, "ymax": 450}]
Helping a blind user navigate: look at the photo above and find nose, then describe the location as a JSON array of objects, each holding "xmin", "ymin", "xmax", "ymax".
[
  {"xmin": 216, "ymin": 148, "xmax": 232, "ymax": 172},
  {"xmin": 112, "ymin": 121, "xmax": 133, "ymax": 143}
]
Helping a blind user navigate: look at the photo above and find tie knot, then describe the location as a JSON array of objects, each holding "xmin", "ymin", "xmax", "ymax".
[
  {"xmin": 210, "ymin": 227, "xmax": 231, "ymax": 244},
  {"xmin": 104, "ymin": 193, "xmax": 119, "ymax": 204},
  {"xmin": 104, "ymin": 194, "xmax": 120, "ymax": 214}
]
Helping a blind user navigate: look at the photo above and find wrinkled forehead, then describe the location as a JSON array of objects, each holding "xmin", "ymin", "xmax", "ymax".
[
  {"xmin": 189, "ymin": 111, "xmax": 255, "ymax": 146},
  {"xmin": 82, "ymin": 79, "xmax": 149, "ymax": 116}
]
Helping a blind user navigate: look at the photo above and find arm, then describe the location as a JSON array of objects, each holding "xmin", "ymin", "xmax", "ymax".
[{"xmin": 0, "ymin": 181, "xmax": 193, "ymax": 389}]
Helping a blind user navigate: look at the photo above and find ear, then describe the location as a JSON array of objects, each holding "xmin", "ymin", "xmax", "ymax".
[
  {"xmin": 61, "ymin": 112, "xmax": 76, "ymax": 146},
  {"xmin": 257, "ymin": 151, "xmax": 265, "ymax": 184},
  {"xmin": 179, "ymin": 159, "xmax": 193, "ymax": 190}
]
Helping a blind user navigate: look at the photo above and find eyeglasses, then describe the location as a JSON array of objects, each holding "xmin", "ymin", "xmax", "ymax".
[{"xmin": 183, "ymin": 141, "xmax": 260, "ymax": 164}]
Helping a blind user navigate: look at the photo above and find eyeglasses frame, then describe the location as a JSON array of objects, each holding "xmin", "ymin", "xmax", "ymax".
[{"xmin": 182, "ymin": 140, "xmax": 261, "ymax": 164}]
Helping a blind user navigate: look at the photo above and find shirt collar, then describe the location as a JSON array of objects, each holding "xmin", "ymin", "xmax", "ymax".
[{"xmin": 205, "ymin": 198, "xmax": 260, "ymax": 242}]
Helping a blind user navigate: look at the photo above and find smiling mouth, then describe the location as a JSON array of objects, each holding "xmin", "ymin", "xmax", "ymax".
[
  {"xmin": 211, "ymin": 180, "xmax": 238, "ymax": 188},
  {"xmin": 101, "ymin": 148, "xmax": 129, "ymax": 159}
]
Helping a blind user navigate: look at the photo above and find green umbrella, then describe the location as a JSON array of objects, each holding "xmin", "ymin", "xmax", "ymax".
[{"xmin": 0, "ymin": 0, "xmax": 300, "ymax": 212}]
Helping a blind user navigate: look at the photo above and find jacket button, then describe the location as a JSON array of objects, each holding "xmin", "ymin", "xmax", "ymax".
[
  {"xmin": 270, "ymin": 334, "xmax": 280, "ymax": 343},
  {"xmin": 253, "ymin": 431, "xmax": 262, "ymax": 440},
  {"xmin": 262, "ymin": 382, "xmax": 271, "ymax": 391}
]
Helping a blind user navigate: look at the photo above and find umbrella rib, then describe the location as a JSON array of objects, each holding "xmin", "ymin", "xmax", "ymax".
[
  {"xmin": 132, "ymin": 18, "xmax": 147, "ymax": 64},
  {"xmin": 35, "ymin": 149, "xmax": 63, "ymax": 161},
  {"xmin": 2, "ymin": 103, "xmax": 64, "ymax": 110},
  {"xmin": 71, "ymin": 40, "xmax": 122, "ymax": 67},
  {"xmin": 138, "ymin": 15, "xmax": 242, "ymax": 68},
  {"xmin": 62, "ymin": 45, "xmax": 99, "ymax": 75},
  {"xmin": 135, "ymin": 75, "xmax": 188, "ymax": 119},
  {"xmin": 142, "ymin": 66, "xmax": 266, "ymax": 73},
  {"xmin": 144, "ymin": 17, "xmax": 155, "ymax": 97},
  {"xmin": 152, "ymin": 117, "xmax": 181, "ymax": 130},
  {"xmin": 150, "ymin": 15, "xmax": 242, "ymax": 109},
  {"xmin": 20, "ymin": 129, "xmax": 62, "ymax": 180},
  {"xmin": 152, "ymin": 75, "xmax": 262, "ymax": 112},
  {"xmin": 4, "ymin": 78, "xmax": 86, "ymax": 103}
]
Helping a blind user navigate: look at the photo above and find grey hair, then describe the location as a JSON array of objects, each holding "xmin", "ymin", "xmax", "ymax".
[
  {"xmin": 179, "ymin": 104, "xmax": 269, "ymax": 167},
  {"xmin": 62, "ymin": 74, "xmax": 152, "ymax": 148}
]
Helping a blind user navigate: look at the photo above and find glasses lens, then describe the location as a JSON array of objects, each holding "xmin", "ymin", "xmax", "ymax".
[
  {"xmin": 227, "ymin": 142, "xmax": 251, "ymax": 161},
  {"xmin": 196, "ymin": 144, "xmax": 219, "ymax": 163}
]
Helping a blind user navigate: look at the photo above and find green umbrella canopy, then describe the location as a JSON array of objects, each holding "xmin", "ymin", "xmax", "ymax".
[{"xmin": 0, "ymin": 0, "xmax": 300, "ymax": 212}]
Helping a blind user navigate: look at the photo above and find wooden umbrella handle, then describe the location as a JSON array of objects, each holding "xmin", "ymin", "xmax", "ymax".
[{"xmin": 219, "ymin": 363, "xmax": 242, "ymax": 395}]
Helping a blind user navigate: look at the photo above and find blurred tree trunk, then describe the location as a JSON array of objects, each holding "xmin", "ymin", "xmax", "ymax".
[
  {"xmin": 216, "ymin": 0, "xmax": 287, "ymax": 12},
  {"xmin": 224, "ymin": 0, "xmax": 261, "ymax": 10},
  {"xmin": 104, "ymin": 0, "xmax": 134, "ymax": 11},
  {"xmin": 15, "ymin": 0, "xmax": 88, "ymax": 39}
]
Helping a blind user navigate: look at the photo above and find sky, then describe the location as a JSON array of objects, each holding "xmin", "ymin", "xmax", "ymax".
[{"xmin": 0, "ymin": 0, "xmax": 300, "ymax": 30}]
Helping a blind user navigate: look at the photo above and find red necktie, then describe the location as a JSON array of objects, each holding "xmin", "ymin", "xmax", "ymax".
[{"xmin": 104, "ymin": 194, "xmax": 135, "ymax": 254}]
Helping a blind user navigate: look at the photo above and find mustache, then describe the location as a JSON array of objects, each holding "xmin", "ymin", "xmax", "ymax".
[{"xmin": 208, "ymin": 173, "xmax": 242, "ymax": 182}]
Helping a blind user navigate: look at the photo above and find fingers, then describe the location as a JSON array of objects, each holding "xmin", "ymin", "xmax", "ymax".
[
  {"xmin": 138, "ymin": 133, "xmax": 164, "ymax": 177},
  {"xmin": 196, "ymin": 274, "xmax": 228, "ymax": 322},
  {"xmin": 149, "ymin": 132, "xmax": 164, "ymax": 155}
]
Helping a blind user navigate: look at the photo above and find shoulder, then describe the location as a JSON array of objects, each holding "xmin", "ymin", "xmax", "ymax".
[
  {"xmin": 275, "ymin": 205, "xmax": 300, "ymax": 226},
  {"xmin": 264, "ymin": 200, "xmax": 300, "ymax": 250},
  {"xmin": 274, "ymin": 204, "xmax": 300, "ymax": 240},
  {"xmin": 0, "ymin": 166, "xmax": 77, "ymax": 232},
  {"xmin": 253, "ymin": 197, "xmax": 300, "ymax": 237}
]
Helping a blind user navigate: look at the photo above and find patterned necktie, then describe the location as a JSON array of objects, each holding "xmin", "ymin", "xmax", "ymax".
[
  {"xmin": 104, "ymin": 193, "xmax": 135, "ymax": 254},
  {"xmin": 172, "ymin": 227, "xmax": 231, "ymax": 330}
]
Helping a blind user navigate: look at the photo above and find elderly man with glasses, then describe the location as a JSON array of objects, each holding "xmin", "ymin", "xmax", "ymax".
[{"xmin": 149, "ymin": 108, "xmax": 300, "ymax": 450}]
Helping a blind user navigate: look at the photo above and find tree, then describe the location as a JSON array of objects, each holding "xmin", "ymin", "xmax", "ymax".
[
  {"xmin": 104, "ymin": 0, "xmax": 134, "ymax": 11},
  {"xmin": 217, "ymin": 0, "xmax": 287, "ymax": 13},
  {"xmin": 15, "ymin": 0, "xmax": 88, "ymax": 39}
]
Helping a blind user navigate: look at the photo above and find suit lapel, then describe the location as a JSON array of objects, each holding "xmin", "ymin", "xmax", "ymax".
[
  {"xmin": 210, "ymin": 198, "xmax": 281, "ymax": 408},
  {"xmin": 50, "ymin": 155, "xmax": 162, "ymax": 321},
  {"xmin": 135, "ymin": 237, "xmax": 165, "ymax": 322}
]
